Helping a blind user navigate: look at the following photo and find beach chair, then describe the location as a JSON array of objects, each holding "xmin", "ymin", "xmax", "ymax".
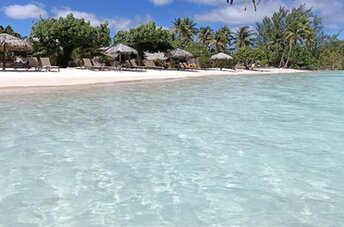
[
  {"xmin": 9, "ymin": 57, "xmax": 26, "ymax": 70},
  {"xmin": 120, "ymin": 60, "xmax": 132, "ymax": 70},
  {"xmin": 129, "ymin": 59, "xmax": 146, "ymax": 70},
  {"xmin": 91, "ymin": 59, "xmax": 113, "ymax": 71},
  {"xmin": 123, "ymin": 60, "xmax": 142, "ymax": 71},
  {"xmin": 181, "ymin": 62, "xmax": 194, "ymax": 70},
  {"xmin": 123, "ymin": 60, "xmax": 137, "ymax": 70},
  {"xmin": 143, "ymin": 60, "xmax": 164, "ymax": 70},
  {"xmin": 111, "ymin": 61, "xmax": 122, "ymax": 71},
  {"xmin": 82, "ymin": 58, "xmax": 103, "ymax": 70},
  {"xmin": 26, "ymin": 57, "xmax": 42, "ymax": 71},
  {"xmin": 40, "ymin": 57, "xmax": 60, "ymax": 72}
]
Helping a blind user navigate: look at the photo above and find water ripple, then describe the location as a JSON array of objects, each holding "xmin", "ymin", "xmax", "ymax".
[{"xmin": 0, "ymin": 72, "xmax": 344, "ymax": 226}]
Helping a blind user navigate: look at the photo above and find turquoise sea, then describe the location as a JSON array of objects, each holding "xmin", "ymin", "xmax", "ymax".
[{"xmin": 0, "ymin": 72, "xmax": 343, "ymax": 226}]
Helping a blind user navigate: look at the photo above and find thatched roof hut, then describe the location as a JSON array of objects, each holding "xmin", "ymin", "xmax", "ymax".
[
  {"xmin": 211, "ymin": 53, "xmax": 233, "ymax": 60},
  {"xmin": 0, "ymin": 33, "xmax": 32, "ymax": 52},
  {"xmin": 169, "ymin": 48, "xmax": 193, "ymax": 59},
  {"xmin": 105, "ymin": 43, "xmax": 138, "ymax": 56},
  {"xmin": 104, "ymin": 43, "xmax": 138, "ymax": 63},
  {"xmin": 211, "ymin": 53, "xmax": 233, "ymax": 70},
  {"xmin": 0, "ymin": 33, "xmax": 33, "ymax": 70}
]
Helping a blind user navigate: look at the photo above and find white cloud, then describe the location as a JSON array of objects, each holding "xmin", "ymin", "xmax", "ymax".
[
  {"xmin": 3, "ymin": 3, "xmax": 47, "ymax": 20},
  {"xmin": 108, "ymin": 15, "xmax": 153, "ymax": 31},
  {"xmin": 293, "ymin": 0, "xmax": 344, "ymax": 31},
  {"xmin": 149, "ymin": 0, "xmax": 174, "ymax": 6},
  {"xmin": 52, "ymin": 7, "xmax": 153, "ymax": 31},
  {"xmin": 53, "ymin": 8, "xmax": 102, "ymax": 25},
  {"xmin": 186, "ymin": 0, "xmax": 221, "ymax": 6},
  {"xmin": 193, "ymin": 0, "xmax": 344, "ymax": 33},
  {"xmin": 149, "ymin": 0, "xmax": 226, "ymax": 7},
  {"xmin": 194, "ymin": 0, "xmax": 286, "ymax": 25}
]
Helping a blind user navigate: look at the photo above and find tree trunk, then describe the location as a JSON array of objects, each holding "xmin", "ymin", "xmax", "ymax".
[
  {"xmin": 244, "ymin": 60, "xmax": 250, "ymax": 70},
  {"xmin": 278, "ymin": 52, "xmax": 285, "ymax": 68},
  {"xmin": 284, "ymin": 46, "xmax": 292, "ymax": 68}
]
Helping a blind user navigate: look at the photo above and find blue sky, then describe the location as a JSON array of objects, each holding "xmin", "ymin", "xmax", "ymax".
[{"xmin": 1, "ymin": 0, "xmax": 343, "ymax": 38}]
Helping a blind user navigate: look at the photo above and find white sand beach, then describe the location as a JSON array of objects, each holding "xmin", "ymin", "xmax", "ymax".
[{"xmin": 0, "ymin": 68, "xmax": 306, "ymax": 89}]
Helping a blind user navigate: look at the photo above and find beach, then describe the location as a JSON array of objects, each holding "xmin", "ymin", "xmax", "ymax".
[{"xmin": 0, "ymin": 68, "xmax": 306, "ymax": 89}]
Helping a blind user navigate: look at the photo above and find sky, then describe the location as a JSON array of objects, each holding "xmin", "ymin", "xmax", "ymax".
[{"xmin": 0, "ymin": 0, "xmax": 343, "ymax": 38}]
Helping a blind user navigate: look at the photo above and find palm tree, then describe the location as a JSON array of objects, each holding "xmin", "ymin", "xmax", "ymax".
[
  {"xmin": 299, "ymin": 18, "xmax": 314, "ymax": 50},
  {"xmin": 233, "ymin": 26, "xmax": 255, "ymax": 48},
  {"xmin": 0, "ymin": 25, "xmax": 21, "ymax": 38},
  {"xmin": 172, "ymin": 18, "xmax": 184, "ymax": 39},
  {"xmin": 172, "ymin": 17, "xmax": 198, "ymax": 40},
  {"xmin": 181, "ymin": 18, "xmax": 198, "ymax": 40},
  {"xmin": 198, "ymin": 27, "xmax": 213, "ymax": 46},
  {"xmin": 284, "ymin": 17, "xmax": 313, "ymax": 67},
  {"xmin": 208, "ymin": 26, "xmax": 231, "ymax": 53}
]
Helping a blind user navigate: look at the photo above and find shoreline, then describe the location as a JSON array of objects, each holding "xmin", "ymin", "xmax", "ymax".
[{"xmin": 0, "ymin": 68, "xmax": 308, "ymax": 89}]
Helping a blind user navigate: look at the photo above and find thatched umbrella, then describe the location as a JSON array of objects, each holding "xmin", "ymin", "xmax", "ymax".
[
  {"xmin": 144, "ymin": 52, "xmax": 167, "ymax": 61},
  {"xmin": 211, "ymin": 53, "xmax": 233, "ymax": 60},
  {"xmin": 104, "ymin": 43, "xmax": 138, "ymax": 63},
  {"xmin": 169, "ymin": 48, "xmax": 193, "ymax": 59},
  {"xmin": 0, "ymin": 33, "xmax": 33, "ymax": 70},
  {"xmin": 211, "ymin": 53, "xmax": 233, "ymax": 70}
]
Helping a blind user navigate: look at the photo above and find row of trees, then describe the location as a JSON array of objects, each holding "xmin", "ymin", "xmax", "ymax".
[
  {"xmin": 29, "ymin": 14, "xmax": 111, "ymax": 67},
  {"xmin": 114, "ymin": 5, "xmax": 343, "ymax": 69},
  {"xmin": 170, "ymin": 17, "xmax": 255, "ymax": 52},
  {"xmin": 256, "ymin": 6, "xmax": 325, "ymax": 68},
  {"xmin": 1, "ymin": 5, "xmax": 343, "ymax": 69},
  {"xmin": 0, "ymin": 25, "xmax": 21, "ymax": 38}
]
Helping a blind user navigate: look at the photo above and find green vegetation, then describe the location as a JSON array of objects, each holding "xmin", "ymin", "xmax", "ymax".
[
  {"xmin": 233, "ymin": 26, "xmax": 255, "ymax": 49},
  {"xmin": 114, "ymin": 22, "xmax": 173, "ymax": 57},
  {"xmin": 203, "ymin": 26, "xmax": 231, "ymax": 53},
  {"xmin": 318, "ymin": 40, "xmax": 344, "ymax": 70},
  {"xmin": 256, "ymin": 5, "xmax": 342, "ymax": 69},
  {"xmin": 172, "ymin": 17, "xmax": 198, "ymax": 41},
  {"xmin": 0, "ymin": 25, "xmax": 22, "ymax": 38},
  {"xmin": 234, "ymin": 46, "xmax": 266, "ymax": 69},
  {"xmin": 29, "ymin": 14, "xmax": 110, "ymax": 67},
  {"xmin": 1, "ymin": 5, "xmax": 343, "ymax": 69}
]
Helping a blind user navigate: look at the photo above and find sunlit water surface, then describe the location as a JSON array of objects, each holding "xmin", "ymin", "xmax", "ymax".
[{"xmin": 0, "ymin": 72, "xmax": 343, "ymax": 226}]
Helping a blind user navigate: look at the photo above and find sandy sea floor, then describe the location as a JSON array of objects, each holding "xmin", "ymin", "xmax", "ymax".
[{"xmin": 0, "ymin": 71, "xmax": 343, "ymax": 226}]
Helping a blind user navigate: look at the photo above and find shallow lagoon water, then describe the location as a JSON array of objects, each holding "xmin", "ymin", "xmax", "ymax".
[{"xmin": 0, "ymin": 72, "xmax": 343, "ymax": 226}]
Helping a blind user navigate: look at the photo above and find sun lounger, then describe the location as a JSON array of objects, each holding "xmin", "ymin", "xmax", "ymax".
[
  {"xmin": 40, "ymin": 57, "xmax": 60, "ymax": 72},
  {"xmin": 182, "ymin": 62, "xmax": 194, "ymax": 70},
  {"xmin": 111, "ymin": 61, "xmax": 122, "ymax": 71},
  {"xmin": 129, "ymin": 59, "xmax": 146, "ymax": 70},
  {"xmin": 92, "ymin": 59, "xmax": 116, "ymax": 71},
  {"xmin": 26, "ymin": 57, "xmax": 42, "ymax": 71},
  {"xmin": 179, "ymin": 62, "xmax": 195, "ymax": 71},
  {"xmin": 123, "ymin": 60, "xmax": 145, "ymax": 71},
  {"xmin": 143, "ymin": 60, "xmax": 164, "ymax": 70},
  {"xmin": 120, "ymin": 60, "xmax": 132, "ymax": 70},
  {"xmin": 10, "ymin": 62, "xmax": 24, "ymax": 69},
  {"xmin": 82, "ymin": 58, "xmax": 103, "ymax": 70},
  {"xmin": 9, "ymin": 58, "xmax": 26, "ymax": 70},
  {"xmin": 123, "ymin": 60, "xmax": 137, "ymax": 70}
]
